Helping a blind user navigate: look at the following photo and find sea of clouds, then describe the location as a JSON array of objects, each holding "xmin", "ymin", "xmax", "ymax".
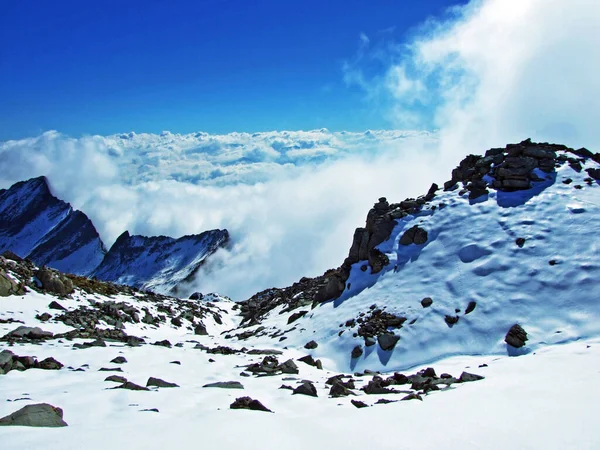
[{"xmin": 1, "ymin": 0, "xmax": 599, "ymax": 300}]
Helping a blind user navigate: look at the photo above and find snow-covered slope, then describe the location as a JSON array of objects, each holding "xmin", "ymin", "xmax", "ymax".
[
  {"xmin": 0, "ymin": 177, "xmax": 105, "ymax": 275},
  {"xmin": 232, "ymin": 142, "xmax": 600, "ymax": 373},
  {"xmin": 92, "ymin": 229, "xmax": 229, "ymax": 294}
]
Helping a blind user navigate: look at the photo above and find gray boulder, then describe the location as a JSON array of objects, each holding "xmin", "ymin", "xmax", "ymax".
[
  {"xmin": 0, "ymin": 403, "xmax": 68, "ymax": 427},
  {"xmin": 399, "ymin": 226, "xmax": 428, "ymax": 246},
  {"xmin": 293, "ymin": 381, "xmax": 318, "ymax": 397},
  {"xmin": 505, "ymin": 324, "xmax": 528, "ymax": 348}
]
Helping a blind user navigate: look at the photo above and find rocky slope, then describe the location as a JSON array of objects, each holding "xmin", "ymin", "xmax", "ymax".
[
  {"xmin": 0, "ymin": 177, "xmax": 229, "ymax": 293},
  {"xmin": 0, "ymin": 177, "xmax": 105, "ymax": 275}
]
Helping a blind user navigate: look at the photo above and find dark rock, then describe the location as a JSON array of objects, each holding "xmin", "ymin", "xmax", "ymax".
[
  {"xmin": 505, "ymin": 324, "xmax": 528, "ymax": 348},
  {"xmin": 459, "ymin": 372, "xmax": 484, "ymax": 382},
  {"xmin": 36, "ymin": 312, "xmax": 52, "ymax": 322},
  {"xmin": 399, "ymin": 226, "xmax": 428, "ymax": 246},
  {"xmin": 0, "ymin": 403, "xmax": 68, "ymax": 427},
  {"xmin": 194, "ymin": 322, "xmax": 208, "ymax": 335},
  {"xmin": 99, "ymin": 367, "xmax": 123, "ymax": 372},
  {"xmin": 189, "ymin": 292, "xmax": 204, "ymax": 300},
  {"xmin": 368, "ymin": 248, "xmax": 389, "ymax": 274},
  {"xmin": 5, "ymin": 326, "xmax": 53, "ymax": 340},
  {"xmin": 146, "ymin": 377, "xmax": 179, "ymax": 388},
  {"xmin": 304, "ymin": 340, "xmax": 318, "ymax": 350},
  {"xmin": 364, "ymin": 336, "xmax": 376, "ymax": 347},
  {"xmin": 203, "ymin": 381, "xmax": 244, "ymax": 389},
  {"xmin": 444, "ymin": 315, "xmax": 459, "ymax": 326},
  {"xmin": 112, "ymin": 382, "xmax": 150, "ymax": 391},
  {"xmin": 329, "ymin": 382, "xmax": 355, "ymax": 398},
  {"xmin": 230, "ymin": 397, "xmax": 272, "ymax": 413},
  {"xmin": 105, "ymin": 375, "xmax": 128, "ymax": 383},
  {"xmin": 351, "ymin": 345, "xmax": 363, "ymax": 359},
  {"xmin": 363, "ymin": 377, "xmax": 396, "ymax": 395},
  {"xmin": 110, "ymin": 356, "xmax": 127, "ymax": 364},
  {"xmin": 401, "ymin": 393, "xmax": 423, "ymax": 401},
  {"xmin": 377, "ymin": 333, "xmax": 400, "ymax": 351},
  {"xmin": 279, "ymin": 384, "xmax": 294, "ymax": 390},
  {"xmin": 37, "ymin": 357, "xmax": 63, "ymax": 370},
  {"xmin": 375, "ymin": 398, "xmax": 396, "ymax": 404},
  {"xmin": 421, "ymin": 297, "xmax": 433, "ymax": 308},
  {"xmin": 586, "ymin": 168, "xmax": 600, "ymax": 180},
  {"xmin": 287, "ymin": 310, "xmax": 308, "ymax": 325},
  {"xmin": 516, "ymin": 237, "xmax": 526, "ymax": 248},
  {"xmin": 351, "ymin": 400, "xmax": 368, "ymax": 408},
  {"xmin": 48, "ymin": 301, "xmax": 67, "ymax": 311},
  {"xmin": 36, "ymin": 267, "xmax": 74, "ymax": 296},
  {"xmin": 278, "ymin": 359, "xmax": 299, "ymax": 374},
  {"xmin": 465, "ymin": 301, "xmax": 477, "ymax": 315},
  {"xmin": 421, "ymin": 367, "xmax": 436, "ymax": 378},
  {"xmin": 152, "ymin": 339, "xmax": 172, "ymax": 348},
  {"xmin": 293, "ymin": 381, "xmax": 318, "ymax": 397}
]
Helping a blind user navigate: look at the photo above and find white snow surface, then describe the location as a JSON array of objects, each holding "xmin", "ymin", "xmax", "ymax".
[{"xmin": 1, "ymin": 287, "xmax": 599, "ymax": 449}]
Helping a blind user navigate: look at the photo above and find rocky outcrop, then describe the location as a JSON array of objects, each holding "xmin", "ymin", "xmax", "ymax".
[
  {"xmin": 399, "ymin": 225, "xmax": 428, "ymax": 246},
  {"xmin": 230, "ymin": 397, "xmax": 272, "ymax": 413}
]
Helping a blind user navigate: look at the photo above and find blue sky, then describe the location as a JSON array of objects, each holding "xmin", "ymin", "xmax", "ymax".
[{"xmin": 0, "ymin": 0, "xmax": 466, "ymax": 140}]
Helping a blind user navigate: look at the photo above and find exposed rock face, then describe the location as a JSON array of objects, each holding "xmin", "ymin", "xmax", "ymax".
[
  {"xmin": 505, "ymin": 324, "xmax": 528, "ymax": 348},
  {"xmin": 0, "ymin": 177, "xmax": 105, "ymax": 275},
  {"xmin": 92, "ymin": 229, "xmax": 229, "ymax": 294},
  {"xmin": 0, "ymin": 403, "xmax": 68, "ymax": 427}
]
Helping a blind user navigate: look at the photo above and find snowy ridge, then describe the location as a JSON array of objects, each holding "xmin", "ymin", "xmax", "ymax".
[
  {"xmin": 92, "ymin": 229, "xmax": 229, "ymax": 294},
  {"xmin": 0, "ymin": 177, "xmax": 105, "ymax": 275}
]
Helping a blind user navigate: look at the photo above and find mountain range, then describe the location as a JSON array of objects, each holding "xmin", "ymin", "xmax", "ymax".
[{"xmin": 0, "ymin": 176, "xmax": 228, "ymax": 293}]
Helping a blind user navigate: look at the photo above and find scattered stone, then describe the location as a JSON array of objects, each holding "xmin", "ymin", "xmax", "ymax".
[
  {"xmin": 73, "ymin": 339, "xmax": 107, "ymax": 349},
  {"xmin": 140, "ymin": 408, "xmax": 159, "ymax": 413},
  {"xmin": 203, "ymin": 381, "xmax": 244, "ymax": 389},
  {"xmin": 399, "ymin": 225, "xmax": 428, "ymax": 246},
  {"xmin": 194, "ymin": 323, "xmax": 208, "ymax": 336},
  {"xmin": 421, "ymin": 297, "xmax": 433, "ymax": 308},
  {"xmin": 146, "ymin": 377, "xmax": 179, "ymax": 388},
  {"xmin": 459, "ymin": 372, "xmax": 485, "ymax": 382},
  {"xmin": 170, "ymin": 361, "xmax": 181, "ymax": 365},
  {"xmin": 152, "ymin": 339, "xmax": 172, "ymax": 348},
  {"xmin": 36, "ymin": 312, "xmax": 52, "ymax": 322},
  {"xmin": 505, "ymin": 324, "xmax": 528, "ymax": 348},
  {"xmin": 279, "ymin": 385, "xmax": 294, "ymax": 390},
  {"xmin": 110, "ymin": 356, "xmax": 127, "ymax": 364},
  {"xmin": 48, "ymin": 301, "xmax": 67, "ymax": 311},
  {"xmin": 4, "ymin": 326, "xmax": 53, "ymax": 340},
  {"xmin": 230, "ymin": 397, "xmax": 272, "ymax": 413},
  {"xmin": 112, "ymin": 382, "xmax": 149, "ymax": 391},
  {"xmin": 0, "ymin": 403, "xmax": 68, "ymax": 427},
  {"xmin": 351, "ymin": 400, "xmax": 368, "ymax": 408},
  {"xmin": 351, "ymin": 345, "xmax": 363, "ymax": 359},
  {"xmin": 445, "ymin": 315, "xmax": 459, "ymax": 326},
  {"xmin": 287, "ymin": 310, "xmax": 308, "ymax": 325},
  {"xmin": 516, "ymin": 237, "xmax": 526, "ymax": 248},
  {"xmin": 105, "ymin": 375, "xmax": 128, "ymax": 383},
  {"xmin": 304, "ymin": 340, "xmax": 318, "ymax": 350},
  {"xmin": 465, "ymin": 301, "xmax": 477, "ymax": 315},
  {"xmin": 99, "ymin": 367, "xmax": 123, "ymax": 372},
  {"xmin": 377, "ymin": 333, "xmax": 400, "ymax": 351},
  {"xmin": 293, "ymin": 381, "xmax": 318, "ymax": 397},
  {"xmin": 37, "ymin": 357, "xmax": 63, "ymax": 370},
  {"xmin": 401, "ymin": 393, "xmax": 423, "ymax": 401},
  {"xmin": 329, "ymin": 382, "xmax": 355, "ymax": 398},
  {"xmin": 375, "ymin": 399, "xmax": 396, "ymax": 405}
]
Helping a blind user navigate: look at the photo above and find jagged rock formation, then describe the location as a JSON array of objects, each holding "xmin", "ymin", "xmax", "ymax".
[
  {"xmin": 0, "ymin": 177, "xmax": 229, "ymax": 294},
  {"xmin": 0, "ymin": 177, "xmax": 105, "ymax": 275},
  {"xmin": 92, "ymin": 229, "xmax": 229, "ymax": 293}
]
